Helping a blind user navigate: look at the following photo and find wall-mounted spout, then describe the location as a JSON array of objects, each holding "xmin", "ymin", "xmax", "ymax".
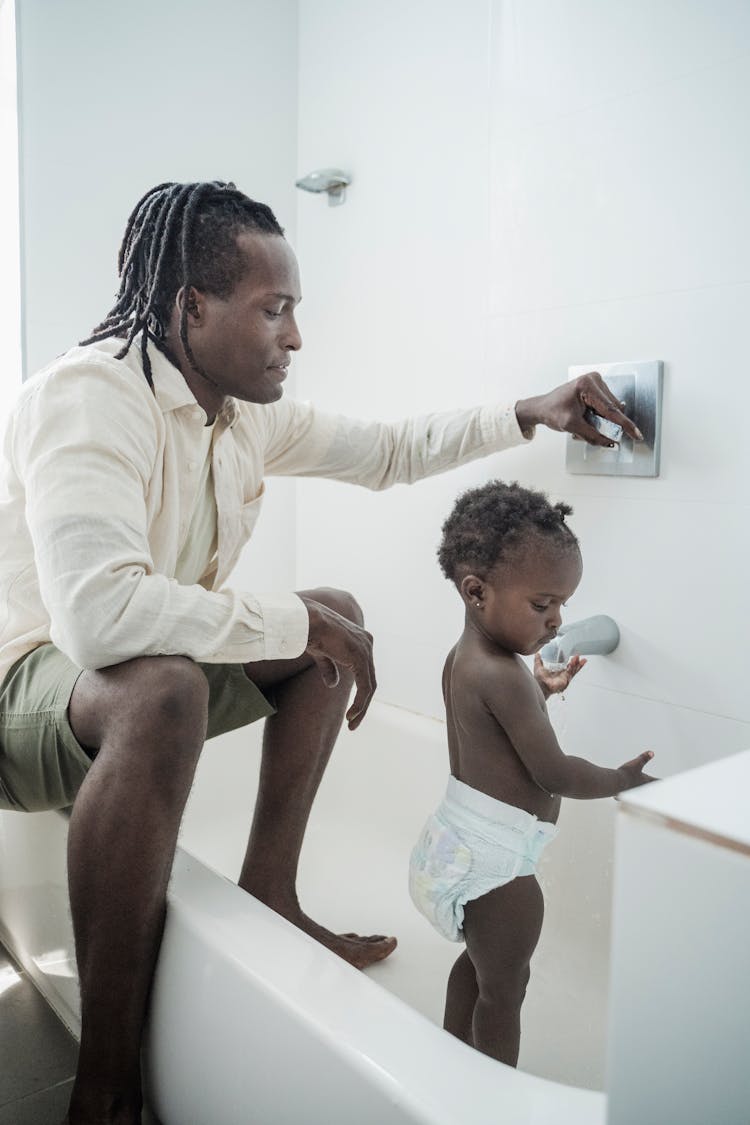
[
  {"xmin": 295, "ymin": 168, "xmax": 351, "ymax": 206},
  {"xmin": 539, "ymin": 614, "xmax": 620, "ymax": 669}
]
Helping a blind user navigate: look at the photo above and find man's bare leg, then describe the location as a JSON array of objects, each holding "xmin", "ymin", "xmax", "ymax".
[
  {"xmin": 64, "ymin": 656, "xmax": 209, "ymax": 1125},
  {"xmin": 238, "ymin": 587, "xmax": 396, "ymax": 969}
]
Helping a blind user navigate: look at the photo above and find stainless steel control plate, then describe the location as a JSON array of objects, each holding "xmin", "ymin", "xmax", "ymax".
[{"xmin": 566, "ymin": 360, "xmax": 663, "ymax": 477}]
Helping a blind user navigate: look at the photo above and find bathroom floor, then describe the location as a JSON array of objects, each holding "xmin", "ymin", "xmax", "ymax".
[
  {"xmin": 0, "ymin": 941, "xmax": 77, "ymax": 1124},
  {"xmin": 0, "ymin": 941, "xmax": 163, "ymax": 1125}
]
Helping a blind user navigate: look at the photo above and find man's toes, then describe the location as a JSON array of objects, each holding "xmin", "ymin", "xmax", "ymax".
[
  {"xmin": 349, "ymin": 935, "xmax": 398, "ymax": 968},
  {"xmin": 340, "ymin": 932, "xmax": 389, "ymax": 943}
]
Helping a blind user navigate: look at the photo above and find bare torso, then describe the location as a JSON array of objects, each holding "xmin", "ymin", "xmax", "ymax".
[{"xmin": 443, "ymin": 632, "xmax": 562, "ymax": 824}]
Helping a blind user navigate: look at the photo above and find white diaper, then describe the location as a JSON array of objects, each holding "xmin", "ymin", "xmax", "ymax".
[{"xmin": 408, "ymin": 776, "xmax": 557, "ymax": 942}]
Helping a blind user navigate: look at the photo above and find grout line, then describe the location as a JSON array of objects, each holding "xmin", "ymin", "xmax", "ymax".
[
  {"xmin": 0, "ymin": 1077, "xmax": 75, "ymax": 1120},
  {"xmin": 491, "ymin": 44, "xmax": 750, "ymax": 135},
  {"xmin": 0, "ymin": 1077, "xmax": 73, "ymax": 1115},
  {"xmin": 375, "ymin": 665, "xmax": 749, "ymax": 731},
  {"xmin": 488, "ymin": 276, "xmax": 750, "ymax": 319},
  {"xmin": 19, "ymin": 1077, "xmax": 75, "ymax": 1101},
  {"xmin": 575, "ymin": 680, "xmax": 749, "ymax": 727}
]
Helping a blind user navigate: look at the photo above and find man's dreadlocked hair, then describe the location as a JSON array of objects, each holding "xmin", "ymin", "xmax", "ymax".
[
  {"xmin": 438, "ymin": 480, "xmax": 579, "ymax": 584},
  {"xmin": 80, "ymin": 181, "xmax": 285, "ymax": 389}
]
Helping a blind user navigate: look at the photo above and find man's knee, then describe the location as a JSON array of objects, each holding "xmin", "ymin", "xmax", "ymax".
[
  {"xmin": 71, "ymin": 655, "xmax": 209, "ymax": 753},
  {"xmin": 129, "ymin": 656, "xmax": 209, "ymax": 728},
  {"xmin": 307, "ymin": 586, "xmax": 364, "ymax": 628}
]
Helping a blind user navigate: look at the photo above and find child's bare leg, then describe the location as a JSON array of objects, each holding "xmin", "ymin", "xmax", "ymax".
[
  {"xmin": 463, "ymin": 875, "xmax": 544, "ymax": 1066},
  {"xmin": 444, "ymin": 949, "xmax": 478, "ymax": 1045}
]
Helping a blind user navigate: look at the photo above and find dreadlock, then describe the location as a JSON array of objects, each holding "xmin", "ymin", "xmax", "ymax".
[
  {"xmin": 80, "ymin": 181, "xmax": 285, "ymax": 389},
  {"xmin": 438, "ymin": 480, "xmax": 579, "ymax": 584}
]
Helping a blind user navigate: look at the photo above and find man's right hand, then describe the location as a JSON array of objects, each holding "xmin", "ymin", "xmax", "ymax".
[
  {"xmin": 300, "ymin": 594, "xmax": 377, "ymax": 730},
  {"xmin": 515, "ymin": 371, "xmax": 643, "ymax": 445}
]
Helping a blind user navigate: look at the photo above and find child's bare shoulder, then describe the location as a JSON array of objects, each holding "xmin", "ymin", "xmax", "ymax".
[{"xmin": 452, "ymin": 633, "xmax": 534, "ymax": 700}]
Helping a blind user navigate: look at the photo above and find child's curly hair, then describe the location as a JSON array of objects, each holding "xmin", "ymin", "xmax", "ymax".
[{"xmin": 438, "ymin": 480, "xmax": 578, "ymax": 582}]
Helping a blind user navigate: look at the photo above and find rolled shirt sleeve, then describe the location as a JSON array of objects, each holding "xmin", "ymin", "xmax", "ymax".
[{"xmin": 260, "ymin": 399, "xmax": 532, "ymax": 488}]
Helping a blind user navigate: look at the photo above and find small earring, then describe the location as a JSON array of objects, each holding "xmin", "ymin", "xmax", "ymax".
[{"xmin": 475, "ymin": 601, "xmax": 481, "ymax": 608}]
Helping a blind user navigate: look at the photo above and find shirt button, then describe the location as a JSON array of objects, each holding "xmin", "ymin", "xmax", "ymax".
[
  {"xmin": 279, "ymin": 640, "xmax": 287, "ymax": 652},
  {"xmin": 187, "ymin": 460, "xmax": 197, "ymax": 471}
]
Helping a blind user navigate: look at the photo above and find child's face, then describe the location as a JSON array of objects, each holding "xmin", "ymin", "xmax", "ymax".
[{"xmin": 475, "ymin": 542, "xmax": 583, "ymax": 656}]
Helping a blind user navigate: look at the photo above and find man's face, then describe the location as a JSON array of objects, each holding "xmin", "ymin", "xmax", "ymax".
[
  {"xmin": 183, "ymin": 231, "xmax": 302, "ymax": 406},
  {"xmin": 476, "ymin": 542, "xmax": 583, "ymax": 656}
]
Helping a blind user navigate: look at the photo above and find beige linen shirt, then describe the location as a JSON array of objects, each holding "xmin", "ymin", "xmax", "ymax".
[{"xmin": 0, "ymin": 337, "xmax": 532, "ymax": 683}]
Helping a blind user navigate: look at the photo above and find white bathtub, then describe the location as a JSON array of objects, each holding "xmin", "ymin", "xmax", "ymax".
[{"xmin": 0, "ymin": 699, "xmax": 609, "ymax": 1124}]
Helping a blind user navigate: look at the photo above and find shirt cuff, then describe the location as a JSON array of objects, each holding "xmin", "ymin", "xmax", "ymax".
[
  {"xmin": 479, "ymin": 403, "xmax": 536, "ymax": 448},
  {"xmin": 253, "ymin": 592, "xmax": 309, "ymax": 660}
]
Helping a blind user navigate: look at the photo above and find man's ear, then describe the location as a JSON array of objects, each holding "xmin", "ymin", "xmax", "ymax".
[
  {"xmin": 176, "ymin": 285, "xmax": 203, "ymax": 324},
  {"xmin": 460, "ymin": 574, "xmax": 485, "ymax": 608}
]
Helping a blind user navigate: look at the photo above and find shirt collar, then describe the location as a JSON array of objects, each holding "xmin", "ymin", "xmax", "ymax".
[{"xmin": 147, "ymin": 338, "xmax": 238, "ymax": 428}]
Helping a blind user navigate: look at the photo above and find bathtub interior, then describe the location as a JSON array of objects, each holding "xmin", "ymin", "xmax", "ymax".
[
  {"xmin": 179, "ymin": 697, "xmax": 615, "ymax": 1091},
  {"xmin": 0, "ymin": 695, "xmax": 615, "ymax": 1100}
]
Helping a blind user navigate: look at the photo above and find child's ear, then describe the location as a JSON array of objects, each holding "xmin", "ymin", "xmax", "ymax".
[{"xmin": 460, "ymin": 574, "xmax": 485, "ymax": 608}]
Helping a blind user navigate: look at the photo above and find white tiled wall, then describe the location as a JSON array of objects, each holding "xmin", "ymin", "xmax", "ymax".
[
  {"xmin": 490, "ymin": 5, "xmax": 750, "ymax": 313},
  {"xmin": 296, "ymin": 0, "xmax": 750, "ymax": 776}
]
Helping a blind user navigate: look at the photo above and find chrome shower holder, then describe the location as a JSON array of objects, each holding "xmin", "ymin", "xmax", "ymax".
[{"xmin": 295, "ymin": 168, "xmax": 351, "ymax": 206}]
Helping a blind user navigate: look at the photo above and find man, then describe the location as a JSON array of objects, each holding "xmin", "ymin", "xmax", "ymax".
[{"xmin": 0, "ymin": 181, "xmax": 638, "ymax": 1125}]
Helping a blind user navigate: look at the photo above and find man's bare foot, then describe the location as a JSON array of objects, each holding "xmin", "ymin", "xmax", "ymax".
[
  {"xmin": 285, "ymin": 908, "xmax": 397, "ymax": 968},
  {"xmin": 299, "ymin": 917, "xmax": 397, "ymax": 969},
  {"xmin": 309, "ymin": 927, "xmax": 397, "ymax": 968},
  {"xmin": 247, "ymin": 891, "xmax": 397, "ymax": 968}
]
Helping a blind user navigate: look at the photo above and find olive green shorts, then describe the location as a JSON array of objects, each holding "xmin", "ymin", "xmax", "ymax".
[{"xmin": 0, "ymin": 644, "xmax": 275, "ymax": 813}]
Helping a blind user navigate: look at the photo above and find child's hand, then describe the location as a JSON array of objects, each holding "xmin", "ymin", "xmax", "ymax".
[
  {"xmin": 615, "ymin": 750, "xmax": 657, "ymax": 792},
  {"xmin": 533, "ymin": 653, "xmax": 587, "ymax": 697}
]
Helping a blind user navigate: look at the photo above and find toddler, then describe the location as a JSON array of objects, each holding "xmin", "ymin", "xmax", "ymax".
[{"xmin": 408, "ymin": 480, "xmax": 654, "ymax": 1066}]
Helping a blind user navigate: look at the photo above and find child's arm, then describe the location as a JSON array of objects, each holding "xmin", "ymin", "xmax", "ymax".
[{"xmin": 484, "ymin": 659, "xmax": 654, "ymax": 798}]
